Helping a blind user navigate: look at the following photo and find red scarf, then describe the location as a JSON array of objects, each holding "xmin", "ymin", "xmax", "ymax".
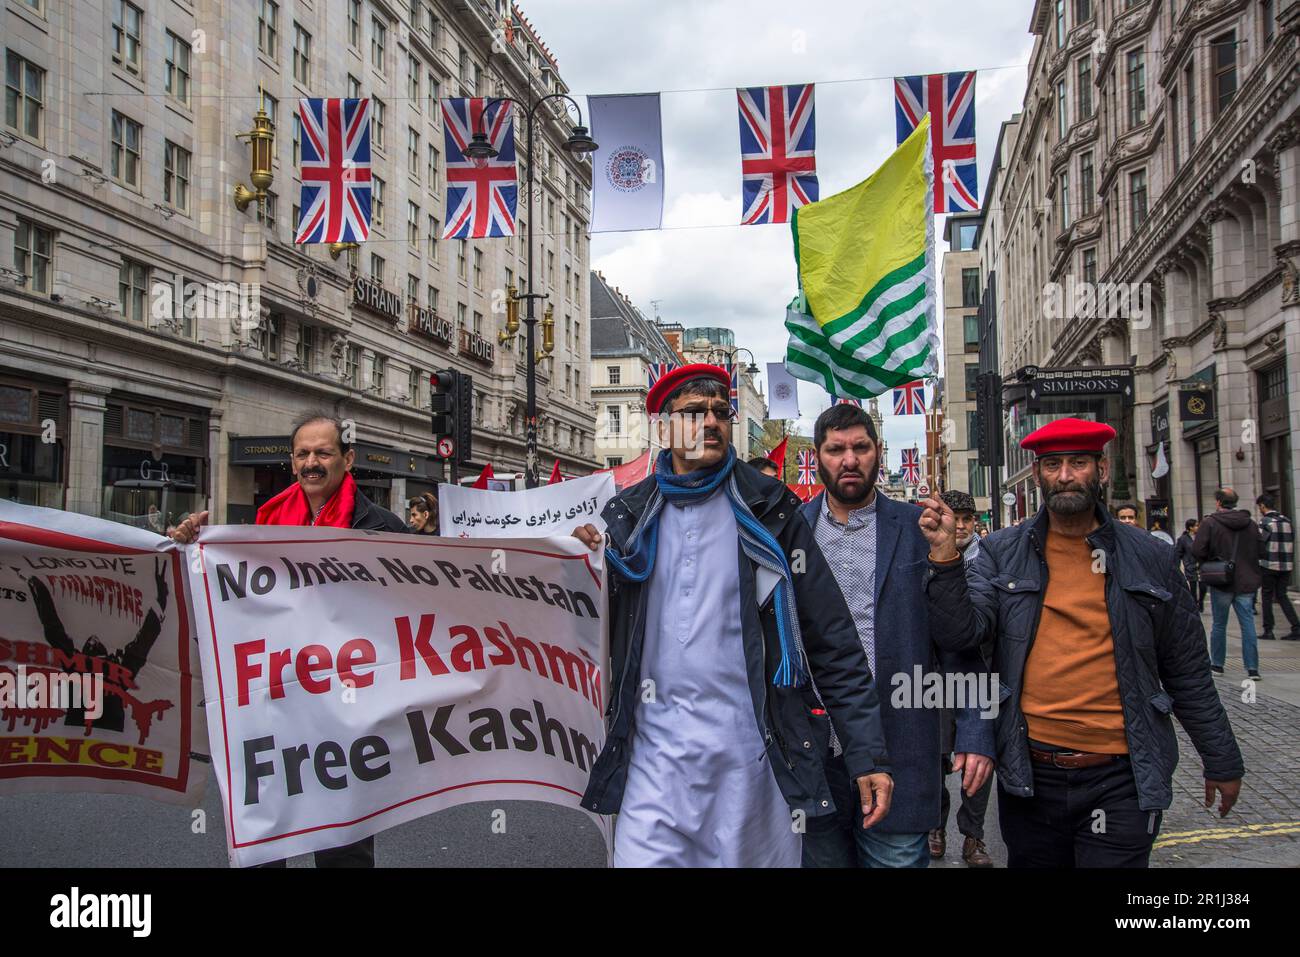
[{"xmin": 256, "ymin": 472, "xmax": 358, "ymax": 527}]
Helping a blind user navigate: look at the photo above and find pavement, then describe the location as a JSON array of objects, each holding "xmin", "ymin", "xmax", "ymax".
[{"xmin": 3, "ymin": 606, "xmax": 1296, "ymax": 869}]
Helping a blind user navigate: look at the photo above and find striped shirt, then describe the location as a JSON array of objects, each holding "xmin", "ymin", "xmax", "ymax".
[{"xmin": 814, "ymin": 493, "xmax": 878, "ymax": 675}]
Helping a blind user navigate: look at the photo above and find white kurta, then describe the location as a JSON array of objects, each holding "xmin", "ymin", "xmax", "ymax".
[{"xmin": 613, "ymin": 487, "xmax": 801, "ymax": 867}]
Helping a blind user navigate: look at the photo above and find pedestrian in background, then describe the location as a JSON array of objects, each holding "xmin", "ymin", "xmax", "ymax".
[
  {"xmin": 1176, "ymin": 519, "xmax": 1205, "ymax": 612},
  {"xmin": 407, "ymin": 492, "xmax": 439, "ymax": 534},
  {"xmin": 1150, "ymin": 517, "xmax": 1174, "ymax": 545},
  {"xmin": 1256, "ymin": 493, "xmax": 1299, "ymax": 641},
  {"xmin": 1115, "ymin": 502, "xmax": 1139, "ymax": 526},
  {"xmin": 1193, "ymin": 487, "xmax": 1266, "ymax": 680}
]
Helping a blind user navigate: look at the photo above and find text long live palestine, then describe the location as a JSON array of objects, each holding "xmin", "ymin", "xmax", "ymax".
[{"xmin": 213, "ymin": 554, "xmax": 600, "ymax": 619}]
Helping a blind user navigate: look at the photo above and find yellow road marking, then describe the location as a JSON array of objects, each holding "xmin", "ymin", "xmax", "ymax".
[{"xmin": 1154, "ymin": 821, "xmax": 1300, "ymax": 848}]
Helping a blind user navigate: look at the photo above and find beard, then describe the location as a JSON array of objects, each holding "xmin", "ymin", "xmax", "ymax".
[
  {"xmin": 1039, "ymin": 473, "xmax": 1103, "ymax": 516},
  {"xmin": 818, "ymin": 458, "xmax": 879, "ymax": 506}
]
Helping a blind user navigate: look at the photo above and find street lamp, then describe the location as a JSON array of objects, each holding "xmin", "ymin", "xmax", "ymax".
[
  {"xmin": 233, "ymin": 87, "xmax": 275, "ymax": 213},
  {"xmin": 465, "ymin": 93, "xmax": 597, "ymax": 487}
]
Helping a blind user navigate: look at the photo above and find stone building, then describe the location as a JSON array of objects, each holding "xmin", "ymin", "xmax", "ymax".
[
  {"xmin": 940, "ymin": 210, "xmax": 989, "ymax": 515},
  {"xmin": 990, "ymin": 0, "xmax": 1298, "ymax": 539},
  {"xmin": 676, "ymin": 327, "xmax": 767, "ymax": 460},
  {"xmin": 1, "ymin": 0, "xmax": 595, "ymax": 528}
]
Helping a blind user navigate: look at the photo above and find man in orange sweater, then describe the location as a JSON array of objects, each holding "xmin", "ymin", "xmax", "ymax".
[{"xmin": 917, "ymin": 418, "xmax": 1243, "ymax": 867}]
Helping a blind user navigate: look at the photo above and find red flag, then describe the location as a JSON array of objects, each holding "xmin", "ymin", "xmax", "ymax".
[
  {"xmin": 472, "ymin": 464, "xmax": 494, "ymax": 489},
  {"xmin": 547, "ymin": 460, "xmax": 563, "ymax": 485},
  {"xmin": 766, "ymin": 437, "xmax": 789, "ymax": 471}
]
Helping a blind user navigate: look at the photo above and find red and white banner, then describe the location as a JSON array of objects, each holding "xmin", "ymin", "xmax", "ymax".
[
  {"xmin": 187, "ymin": 525, "xmax": 610, "ymax": 866},
  {"xmin": 0, "ymin": 502, "xmax": 205, "ymax": 805}
]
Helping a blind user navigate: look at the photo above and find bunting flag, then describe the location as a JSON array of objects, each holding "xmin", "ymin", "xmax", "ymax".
[
  {"xmin": 737, "ymin": 84, "xmax": 818, "ymax": 225},
  {"xmin": 728, "ymin": 364, "xmax": 740, "ymax": 416},
  {"xmin": 766, "ymin": 436, "xmax": 789, "ymax": 472},
  {"xmin": 785, "ymin": 115, "xmax": 938, "ymax": 399},
  {"xmin": 471, "ymin": 463, "xmax": 495, "ymax": 489},
  {"xmin": 892, "ymin": 380, "xmax": 926, "ymax": 415},
  {"xmin": 295, "ymin": 98, "xmax": 373, "ymax": 244},
  {"xmin": 547, "ymin": 460, "xmax": 563, "ymax": 485},
  {"xmin": 894, "ymin": 71, "xmax": 978, "ymax": 212},
  {"xmin": 646, "ymin": 362, "xmax": 677, "ymax": 391},
  {"xmin": 441, "ymin": 97, "xmax": 517, "ymax": 239},
  {"xmin": 901, "ymin": 447, "xmax": 922, "ymax": 484},
  {"xmin": 832, "ymin": 396, "xmax": 863, "ymax": 407},
  {"xmin": 796, "ymin": 449, "xmax": 817, "ymax": 485}
]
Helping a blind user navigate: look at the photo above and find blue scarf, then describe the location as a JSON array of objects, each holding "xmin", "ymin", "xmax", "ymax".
[{"xmin": 605, "ymin": 447, "xmax": 808, "ymax": 688}]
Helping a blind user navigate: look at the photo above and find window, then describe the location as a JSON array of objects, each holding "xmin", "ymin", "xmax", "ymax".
[
  {"xmin": 292, "ymin": 23, "xmax": 311, "ymax": 84},
  {"xmin": 1056, "ymin": 80, "xmax": 1068, "ymax": 138},
  {"xmin": 1211, "ymin": 31, "xmax": 1237, "ymax": 118},
  {"xmin": 473, "ymin": 249, "xmax": 483, "ymax": 289},
  {"xmin": 1075, "ymin": 0, "xmax": 1092, "ymax": 21},
  {"xmin": 564, "ymin": 265, "xmax": 572, "ymax": 300},
  {"xmin": 961, "ymin": 268, "xmax": 981, "ymax": 307},
  {"xmin": 371, "ymin": 16, "xmax": 387, "ymax": 71},
  {"xmin": 407, "ymin": 55, "xmax": 419, "ymax": 102},
  {"xmin": 164, "ymin": 141, "xmax": 191, "ymax": 212},
  {"xmin": 347, "ymin": 346, "xmax": 361, "ymax": 388},
  {"xmin": 1082, "ymin": 246, "xmax": 1098, "ymax": 284},
  {"xmin": 257, "ymin": 190, "xmax": 278, "ymax": 232},
  {"xmin": 606, "ymin": 457, "xmax": 624, "ymax": 468},
  {"xmin": 263, "ymin": 93, "xmax": 278, "ymax": 153},
  {"xmin": 371, "ymin": 254, "xmax": 385, "ymax": 283},
  {"xmin": 606, "ymin": 405, "xmax": 622, "ymax": 435},
  {"xmin": 407, "ymin": 126, "xmax": 420, "ymax": 178},
  {"xmin": 164, "ymin": 32, "xmax": 192, "ymax": 106},
  {"xmin": 372, "ymin": 176, "xmax": 385, "ymax": 228},
  {"xmin": 608, "ymin": 365, "xmax": 621, "ymax": 385},
  {"xmin": 4, "ymin": 51, "xmax": 44, "ymax": 143},
  {"xmin": 1185, "ymin": 61, "xmax": 1197, "ymax": 149},
  {"xmin": 113, "ymin": 1, "xmax": 143, "ymax": 73},
  {"xmin": 968, "ymin": 459, "xmax": 987, "ymax": 497},
  {"xmin": 1076, "ymin": 56, "xmax": 1092, "ymax": 120},
  {"xmin": 1129, "ymin": 169, "xmax": 1148, "ymax": 232},
  {"xmin": 964, "ymin": 363, "xmax": 979, "ymax": 400},
  {"xmin": 1170, "ymin": 91, "xmax": 1180, "ymax": 169},
  {"xmin": 1263, "ymin": 0, "xmax": 1275, "ymax": 45},
  {"xmin": 427, "ymin": 144, "xmax": 438, "ymax": 187},
  {"xmin": 292, "ymin": 112, "xmax": 301, "ymax": 165},
  {"xmin": 1080, "ymin": 150, "xmax": 1094, "ymax": 215},
  {"xmin": 257, "ymin": 0, "xmax": 278, "ymax": 59},
  {"xmin": 297, "ymin": 324, "xmax": 316, "ymax": 372},
  {"xmin": 371, "ymin": 354, "xmax": 386, "ymax": 395},
  {"xmin": 473, "ymin": 310, "xmax": 483, "ymax": 334},
  {"xmin": 14, "ymin": 220, "xmax": 51, "ymax": 294},
  {"xmin": 406, "ymin": 275, "xmax": 418, "ymax": 306},
  {"xmin": 110, "ymin": 111, "xmax": 141, "ymax": 189},
  {"xmin": 409, "ymin": 365, "xmax": 422, "ymax": 406},
  {"xmin": 119, "ymin": 259, "xmax": 148, "ymax": 322},
  {"xmin": 966, "ymin": 410, "xmax": 979, "ymax": 445},
  {"xmin": 264, "ymin": 315, "xmax": 281, "ymax": 361},
  {"xmin": 347, "ymin": 74, "xmax": 361, "ymax": 99},
  {"xmin": 1060, "ymin": 171, "xmax": 1071, "ymax": 230},
  {"xmin": 428, "ymin": 73, "xmax": 438, "ymax": 116},
  {"xmin": 1126, "ymin": 49, "xmax": 1146, "ymax": 127},
  {"xmin": 407, "ymin": 201, "xmax": 419, "ymax": 248},
  {"xmin": 427, "ymin": 215, "xmax": 438, "ymax": 254},
  {"xmin": 457, "ymin": 302, "xmax": 466, "ymax": 327},
  {"xmin": 348, "ymin": 0, "xmax": 361, "ymax": 48},
  {"xmin": 547, "ymin": 250, "xmax": 555, "ymax": 287},
  {"xmin": 963, "ymin": 314, "xmax": 980, "ymax": 351},
  {"xmin": 427, "ymin": 284, "xmax": 438, "ymax": 311},
  {"xmin": 457, "ymin": 242, "xmax": 467, "ymax": 279},
  {"xmin": 372, "ymin": 98, "xmax": 385, "ymax": 149}
]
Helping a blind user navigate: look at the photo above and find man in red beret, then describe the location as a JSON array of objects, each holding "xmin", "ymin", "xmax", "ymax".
[
  {"xmin": 571, "ymin": 363, "xmax": 893, "ymax": 866},
  {"xmin": 915, "ymin": 417, "xmax": 1243, "ymax": 867}
]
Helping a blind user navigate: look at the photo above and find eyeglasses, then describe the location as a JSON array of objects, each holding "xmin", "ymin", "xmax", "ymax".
[{"xmin": 668, "ymin": 403, "xmax": 737, "ymax": 422}]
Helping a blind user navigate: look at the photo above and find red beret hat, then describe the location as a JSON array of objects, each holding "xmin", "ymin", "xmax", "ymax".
[
  {"xmin": 646, "ymin": 363, "xmax": 731, "ymax": 415},
  {"xmin": 1020, "ymin": 417, "xmax": 1116, "ymax": 457}
]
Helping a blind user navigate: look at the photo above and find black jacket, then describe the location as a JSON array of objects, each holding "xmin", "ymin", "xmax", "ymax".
[
  {"xmin": 351, "ymin": 490, "xmax": 408, "ymax": 532},
  {"xmin": 580, "ymin": 464, "xmax": 891, "ymax": 819},
  {"xmin": 1192, "ymin": 509, "xmax": 1265, "ymax": 594},
  {"xmin": 924, "ymin": 504, "xmax": 1244, "ymax": 811},
  {"xmin": 1175, "ymin": 531, "xmax": 1200, "ymax": 580}
]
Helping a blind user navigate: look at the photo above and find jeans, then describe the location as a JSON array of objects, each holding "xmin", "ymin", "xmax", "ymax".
[
  {"xmin": 998, "ymin": 754, "xmax": 1160, "ymax": 868},
  {"xmin": 1209, "ymin": 587, "xmax": 1259, "ymax": 672},
  {"xmin": 1260, "ymin": 569, "xmax": 1300, "ymax": 634},
  {"xmin": 801, "ymin": 754, "xmax": 930, "ymax": 868},
  {"xmin": 939, "ymin": 755, "xmax": 993, "ymax": 841},
  {"xmin": 254, "ymin": 836, "xmax": 375, "ymax": 868}
]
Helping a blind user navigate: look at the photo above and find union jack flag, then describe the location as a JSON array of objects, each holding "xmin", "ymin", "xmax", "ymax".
[
  {"xmin": 295, "ymin": 98, "xmax": 373, "ymax": 244},
  {"xmin": 737, "ymin": 84, "xmax": 818, "ymax": 225},
  {"xmin": 901, "ymin": 447, "xmax": 922, "ymax": 485},
  {"xmin": 832, "ymin": 395, "xmax": 863, "ymax": 408},
  {"xmin": 728, "ymin": 364, "xmax": 740, "ymax": 416},
  {"xmin": 894, "ymin": 72, "xmax": 978, "ymax": 212},
  {"xmin": 441, "ymin": 97, "xmax": 517, "ymax": 239},
  {"xmin": 646, "ymin": 362, "xmax": 677, "ymax": 391},
  {"xmin": 893, "ymin": 380, "xmax": 926, "ymax": 415},
  {"xmin": 796, "ymin": 449, "xmax": 817, "ymax": 485}
]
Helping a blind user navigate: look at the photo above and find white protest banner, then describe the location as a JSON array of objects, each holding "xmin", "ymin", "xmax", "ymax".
[
  {"xmin": 0, "ymin": 501, "xmax": 205, "ymax": 805},
  {"xmin": 440, "ymin": 472, "xmax": 614, "ymax": 539},
  {"xmin": 188, "ymin": 525, "xmax": 611, "ymax": 866}
]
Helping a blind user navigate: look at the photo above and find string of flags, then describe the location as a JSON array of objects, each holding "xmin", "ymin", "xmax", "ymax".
[{"xmin": 292, "ymin": 67, "xmax": 977, "ymax": 245}]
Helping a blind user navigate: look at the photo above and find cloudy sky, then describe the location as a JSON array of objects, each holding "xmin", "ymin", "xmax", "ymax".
[{"xmin": 522, "ymin": 0, "xmax": 1034, "ymax": 460}]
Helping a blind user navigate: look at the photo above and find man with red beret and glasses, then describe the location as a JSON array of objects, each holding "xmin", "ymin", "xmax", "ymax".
[
  {"xmin": 572, "ymin": 364, "xmax": 893, "ymax": 866},
  {"xmin": 916, "ymin": 417, "xmax": 1243, "ymax": 867}
]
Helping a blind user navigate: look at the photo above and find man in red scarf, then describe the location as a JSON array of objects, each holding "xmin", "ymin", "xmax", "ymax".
[{"xmin": 171, "ymin": 411, "xmax": 406, "ymax": 867}]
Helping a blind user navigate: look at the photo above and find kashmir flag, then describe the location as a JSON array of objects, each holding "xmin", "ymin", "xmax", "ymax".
[{"xmin": 784, "ymin": 114, "xmax": 937, "ymax": 400}]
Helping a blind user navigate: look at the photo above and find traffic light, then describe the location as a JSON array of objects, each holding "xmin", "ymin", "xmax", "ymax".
[
  {"xmin": 975, "ymin": 371, "xmax": 1003, "ymax": 468},
  {"xmin": 430, "ymin": 369, "xmax": 458, "ymax": 443},
  {"xmin": 456, "ymin": 371, "xmax": 473, "ymax": 464}
]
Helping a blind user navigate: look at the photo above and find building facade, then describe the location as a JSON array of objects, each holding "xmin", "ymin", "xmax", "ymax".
[
  {"xmin": 940, "ymin": 210, "xmax": 989, "ymax": 516},
  {"xmin": 990, "ymin": 0, "xmax": 1298, "ymax": 546},
  {"xmin": 677, "ymin": 327, "xmax": 767, "ymax": 459},
  {"xmin": 1, "ymin": 0, "xmax": 595, "ymax": 528},
  {"xmin": 588, "ymin": 269, "xmax": 677, "ymax": 468}
]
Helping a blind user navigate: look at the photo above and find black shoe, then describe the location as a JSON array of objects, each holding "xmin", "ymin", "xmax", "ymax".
[
  {"xmin": 1211, "ymin": 665, "xmax": 1225, "ymax": 675},
  {"xmin": 1261, "ymin": 632, "xmax": 1276, "ymax": 640},
  {"xmin": 1283, "ymin": 631, "xmax": 1300, "ymax": 641},
  {"xmin": 1248, "ymin": 670, "xmax": 1261, "ymax": 680}
]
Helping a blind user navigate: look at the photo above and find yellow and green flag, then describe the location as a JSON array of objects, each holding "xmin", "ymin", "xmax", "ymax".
[{"xmin": 785, "ymin": 114, "xmax": 937, "ymax": 398}]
